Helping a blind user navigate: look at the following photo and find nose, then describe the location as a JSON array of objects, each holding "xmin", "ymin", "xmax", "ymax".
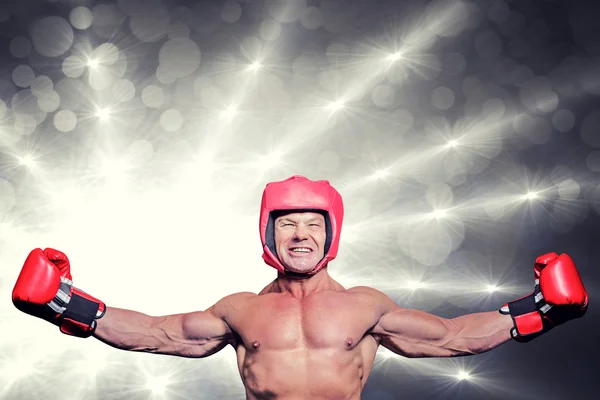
[{"xmin": 293, "ymin": 225, "xmax": 309, "ymax": 240}]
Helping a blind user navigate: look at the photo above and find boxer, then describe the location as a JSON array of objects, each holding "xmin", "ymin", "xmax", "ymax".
[{"xmin": 12, "ymin": 175, "xmax": 588, "ymax": 399}]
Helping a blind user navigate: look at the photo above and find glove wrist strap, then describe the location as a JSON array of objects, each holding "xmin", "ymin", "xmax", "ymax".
[
  {"xmin": 500, "ymin": 286, "xmax": 550, "ymax": 343},
  {"xmin": 62, "ymin": 291, "xmax": 101, "ymax": 328},
  {"xmin": 49, "ymin": 278, "xmax": 106, "ymax": 338}
]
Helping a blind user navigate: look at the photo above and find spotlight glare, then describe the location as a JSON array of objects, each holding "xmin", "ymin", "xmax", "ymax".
[
  {"xmin": 456, "ymin": 370, "xmax": 471, "ymax": 381},
  {"xmin": 327, "ymin": 99, "xmax": 345, "ymax": 112},
  {"xmin": 378, "ymin": 348, "xmax": 394, "ymax": 359},
  {"xmin": 18, "ymin": 154, "xmax": 36, "ymax": 167},
  {"xmin": 372, "ymin": 169, "xmax": 389, "ymax": 180},
  {"xmin": 95, "ymin": 107, "xmax": 111, "ymax": 121},
  {"xmin": 248, "ymin": 61, "xmax": 261, "ymax": 71},
  {"xmin": 387, "ymin": 51, "xmax": 403, "ymax": 62},
  {"xmin": 222, "ymin": 105, "xmax": 238, "ymax": 119},
  {"xmin": 146, "ymin": 376, "xmax": 170, "ymax": 394},
  {"xmin": 406, "ymin": 279, "xmax": 424, "ymax": 290},
  {"xmin": 486, "ymin": 284, "xmax": 498, "ymax": 293},
  {"xmin": 523, "ymin": 191, "xmax": 539, "ymax": 201},
  {"xmin": 446, "ymin": 139, "xmax": 459, "ymax": 148},
  {"xmin": 431, "ymin": 209, "xmax": 447, "ymax": 220},
  {"xmin": 87, "ymin": 58, "xmax": 99, "ymax": 69}
]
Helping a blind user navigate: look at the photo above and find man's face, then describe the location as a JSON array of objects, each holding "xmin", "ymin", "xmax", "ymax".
[{"xmin": 274, "ymin": 211, "xmax": 327, "ymax": 274}]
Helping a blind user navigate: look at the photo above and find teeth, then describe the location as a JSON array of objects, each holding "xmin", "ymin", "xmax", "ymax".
[{"xmin": 291, "ymin": 248, "xmax": 311, "ymax": 253}]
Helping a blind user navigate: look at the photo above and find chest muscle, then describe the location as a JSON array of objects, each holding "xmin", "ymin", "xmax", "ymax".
[{"xmin": 230, "ymin": 292, "xmax": 379, "ymax": 351}]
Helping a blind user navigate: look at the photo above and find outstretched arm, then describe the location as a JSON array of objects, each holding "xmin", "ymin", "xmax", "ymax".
[
  {"xmin": 94, "ymin": 305, "xmax": 232, "ymax": 358},
  {"xmin": 93, "ymin": 292, "xmax": 253, "ymax": 358},
  {"xmin": 367, "ymin": 289, "xmax": 513, "ymax": 358},
  {"xmin": 368, "ymin": 253, "xmax": 588, "ymax": 357},
  {"xmin": 12, "ymin": 247, "xmax": 250, "ymax": 359}
]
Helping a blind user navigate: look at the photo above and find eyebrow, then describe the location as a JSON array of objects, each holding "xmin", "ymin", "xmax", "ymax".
[{"xmin": 278, "ymin": 217, "xmax": 323, "ymax": 223}]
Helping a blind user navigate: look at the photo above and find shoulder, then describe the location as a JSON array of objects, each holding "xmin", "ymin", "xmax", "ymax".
[
  {"xmin": 346, "ymin": 286, "xmax": 399, "ymax": 311},
  {"xmin": 210, "ymin": 291, "xmax": 258, "ymax": 316},
  {"xmin": 223, "ymin": 291, "xmax": 258, "ymax": 301},
  {"xmin": 346, "ymin": 285, "xmax": 386, "ymax": 298},
  {"xmin": 218, "ymin": 291, "xmax": 258, "ymax": 305}
]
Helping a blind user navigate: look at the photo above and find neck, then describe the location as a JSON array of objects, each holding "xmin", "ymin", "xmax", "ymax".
[{"xmin": 274, "ymin": 267, "xmax": 339, "ymax": 298}]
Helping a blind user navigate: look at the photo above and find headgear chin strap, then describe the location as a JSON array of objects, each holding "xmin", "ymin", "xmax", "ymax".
[{"xmin": 259, "ymin": 175, "xmax": 344, "ymax": 275}]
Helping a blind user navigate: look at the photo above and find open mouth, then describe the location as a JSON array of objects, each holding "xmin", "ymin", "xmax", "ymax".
[{"xmin": 288, "ymin": 247, "xmax": 313, "ymax": 255}]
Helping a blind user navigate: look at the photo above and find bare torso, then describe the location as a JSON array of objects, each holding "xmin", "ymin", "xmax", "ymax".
[{"xmin": 223, "ymin": 282, "xmax": 383, "ymax": 400}]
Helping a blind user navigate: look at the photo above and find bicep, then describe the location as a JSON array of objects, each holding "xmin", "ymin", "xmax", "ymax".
[
  {"xmin": 182, "ymin": 308, "xmax": 234, "ymax": 343},
  {"xmin": 141, "ymin": 310, "xmax": 233, "ymax": 358},
  {"xmin": 180, "ymin": 291, "xmax": 255, "ymax": 355},
  {"xmin": 175, "ymin": 309, "xmax": 235, "ymax": 357},
  {"xmin": 148, "ymin": 292, "xmax": 246, "ymax": 358}
]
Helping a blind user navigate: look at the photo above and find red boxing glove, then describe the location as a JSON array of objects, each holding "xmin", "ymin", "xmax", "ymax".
[
  {"xmin": 500, "ymin": 252, "xmax": 588, "ymax": 342},
  {"xmin": 12, "ymin": 248, "xmax": 106, "ymax": 338}
]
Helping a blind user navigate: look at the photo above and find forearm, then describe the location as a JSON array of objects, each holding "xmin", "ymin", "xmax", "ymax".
[
  {"xmin": 93, "ymin": 307, "xmax": 184, "ymax": 353},
  {"xmin": 445, "ymin": 311, "xmax": 513, "ymax": 356}
]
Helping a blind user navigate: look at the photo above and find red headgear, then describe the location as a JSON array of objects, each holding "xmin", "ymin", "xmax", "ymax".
[{"xmin": 259, "ymin": 175, "xmax": 344, "ymax": 274}]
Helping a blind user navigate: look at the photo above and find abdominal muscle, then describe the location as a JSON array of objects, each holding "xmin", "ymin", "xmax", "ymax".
[{"xmin": 235, "ymin": 341, "xmax": 375, "ymax": 400}]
